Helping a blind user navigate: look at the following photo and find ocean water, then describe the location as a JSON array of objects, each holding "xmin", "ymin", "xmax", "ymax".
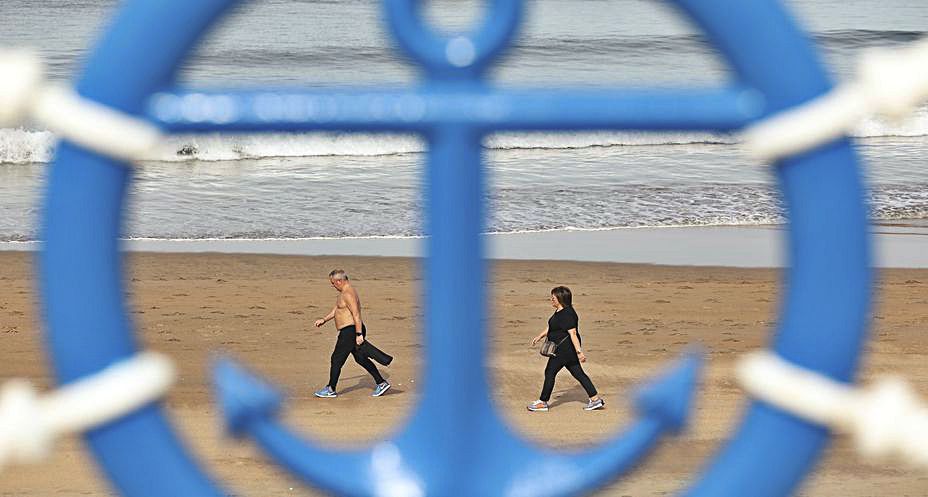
[{"xmin": 0, "ymin": 0, "xmax": 926, "ymax": 241}]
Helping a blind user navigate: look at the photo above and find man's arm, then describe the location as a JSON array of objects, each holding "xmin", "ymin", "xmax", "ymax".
[
  {"xmin": 314, "ymin": 306, "xmax": 338, "ymax": 328},
  {"xmin": 343, "ymin": 291, "xmax": 364, "ymax": 345}
]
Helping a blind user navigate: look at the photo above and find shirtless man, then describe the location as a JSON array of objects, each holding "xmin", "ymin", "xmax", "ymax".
[{"xmin": 312, "ymin": 269, "xmax": 390, "ymax": 398}]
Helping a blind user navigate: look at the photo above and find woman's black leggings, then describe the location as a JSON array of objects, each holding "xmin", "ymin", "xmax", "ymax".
[
  {"xmin": 328, "ymin": 324, "xmax": 385, "ymax": 390},
  {"xmin": 539, "ymin": 353, "xmax": 598, "ymax": 402}
]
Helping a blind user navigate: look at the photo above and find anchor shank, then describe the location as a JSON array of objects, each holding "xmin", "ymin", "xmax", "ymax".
[{"xmin": 421, "ymin": 123, "xmax": 492, "ymax": 427}]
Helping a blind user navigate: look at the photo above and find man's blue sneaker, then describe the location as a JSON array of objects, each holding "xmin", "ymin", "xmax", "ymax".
[
  {"xmin": 314, "ymin": 386, "xmax": 337, "ymax": 398},
  {"xmin": 372, "ymin": 382, "xmax": 391, "ymax": 397}
]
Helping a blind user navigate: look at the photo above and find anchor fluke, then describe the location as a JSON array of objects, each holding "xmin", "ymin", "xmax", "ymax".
[
  {"xmin": 213, "ymin": 358, "xmax": 283, "ymax": 436},
  {"xmin": 212, "ymin": 358, "xmax": 377, "ymax": 497},
  {"xmin": 635, "ymin": 352, "xmax": 702, "ymax": 433}
]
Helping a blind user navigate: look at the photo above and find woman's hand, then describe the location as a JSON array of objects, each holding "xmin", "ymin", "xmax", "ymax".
[
  {"xmin": 577, "ymin": 350, "xmax": 587, "ymax": 363},
  {"xmin": 531, "ymin": 335, "xmax": 542, "ymax": 346}
]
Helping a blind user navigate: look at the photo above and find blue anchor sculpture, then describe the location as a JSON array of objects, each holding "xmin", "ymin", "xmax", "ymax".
[
  {"xmin": 213, "ymin": 354, "xmax": 700, "ymax": 497},
  {"xmin": 38, "ymin": 0, "xmax": 872, "ymax": 496}
]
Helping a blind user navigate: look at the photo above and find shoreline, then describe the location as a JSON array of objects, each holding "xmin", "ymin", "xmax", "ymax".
[{"xmin": 3, "ymin": 222, "xmax": 927, "ymax": 267}]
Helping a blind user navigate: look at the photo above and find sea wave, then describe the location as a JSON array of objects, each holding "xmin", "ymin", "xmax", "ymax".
[
  {"xmin": 189, "ymin": 29, "xmax": 928, "ymax": 67},
  {"xmin": 0, "ymin": 182, "xmax": 924, "ymax": 242},
  {"xmin": 3, "ymin": 107, "xmax": 927, "ymax": 164}
]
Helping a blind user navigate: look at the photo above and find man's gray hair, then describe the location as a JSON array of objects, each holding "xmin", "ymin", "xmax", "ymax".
[{"xmin": 328, "ymin": 269, "xmax": 348, "ymax": 281}]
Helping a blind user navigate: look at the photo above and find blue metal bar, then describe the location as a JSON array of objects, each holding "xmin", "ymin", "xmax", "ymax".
[
  {"xmin": 40, "ymin": 0, "xmax": 242, "ymax": 496},
  {"xmin": 671, "ymin": 0, "xmax": 873, "ymax": 496},
  {"xmin": 331, "ymin": 123, "xmax": 494, "ymax": 496},
  {"xmin": 419, "ymin": 123, "xmax": 490, "ymax": 447},
  {"xmin": 149, "ymin": 86, "xmax": 762, "ymax": 132}
]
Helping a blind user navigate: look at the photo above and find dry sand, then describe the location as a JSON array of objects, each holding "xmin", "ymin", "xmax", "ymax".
[{"xmin": 1, "ymin": 251, "xmax": 927, "ymax": 496}]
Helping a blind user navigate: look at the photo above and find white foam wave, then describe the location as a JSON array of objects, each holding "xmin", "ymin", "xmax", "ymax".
[
  {"xmin": 853, "ymin": 106, "xmax": 928, "ymax": 138},
  {"xmin": 2, "ymin": 104, "xmax": 927, "ymax": 164},
  {"xmin": 0, "ymin": 128, "xmax": 56, "ymax": 164}
]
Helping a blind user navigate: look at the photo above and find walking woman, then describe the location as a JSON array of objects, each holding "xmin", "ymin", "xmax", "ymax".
[{"xmin": 528, "ymin": 286, "xmax": 604, "ymax": 411}]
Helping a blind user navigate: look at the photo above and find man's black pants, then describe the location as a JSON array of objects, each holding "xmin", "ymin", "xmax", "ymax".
[{"xmin": 328, "ymin": 324, "xmax": 385, "ymax": 390}]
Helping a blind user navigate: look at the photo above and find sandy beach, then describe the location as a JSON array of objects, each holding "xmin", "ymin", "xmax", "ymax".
[{"xmin": 1, "ymin": 251, "xmax": 927, "ymax": 496}]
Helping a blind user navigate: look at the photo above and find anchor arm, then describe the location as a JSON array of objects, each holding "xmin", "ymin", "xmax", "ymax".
[
  {"xmin": 213, "ymin": 358, "xmax": 379, "ymax": 497},
  {"xmin": 496, "ymin": 354, "xmax": 702, "ymax": 497}
]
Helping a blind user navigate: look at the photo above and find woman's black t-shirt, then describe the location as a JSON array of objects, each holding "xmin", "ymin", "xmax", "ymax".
[{"xmin": 547, "ymin": 307, "xmax": 580, "ymax": 353}]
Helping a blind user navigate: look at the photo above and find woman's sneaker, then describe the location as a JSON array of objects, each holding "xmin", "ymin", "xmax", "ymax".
[
  {"xmin": 314, "ymin": 386, "xmax": 337, "ymax": 398},
  {"xmin": 527, "ymin": 400, "xmax": 549, "ymax": 412},
  {"xmin": 584, "ymin": 398, "xmax": 605, "ymax": 411},
  {"xmin": 372, "ymin": 381, "xmax": 391, "ymax": 397}
]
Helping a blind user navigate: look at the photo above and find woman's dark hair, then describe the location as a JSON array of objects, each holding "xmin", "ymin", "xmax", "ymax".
[{"xmin": 551, "ymin": 286, "xmax": 572, "ymax": 308}]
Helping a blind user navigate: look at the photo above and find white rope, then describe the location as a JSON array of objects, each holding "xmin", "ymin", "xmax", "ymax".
[
  {"xmin": 743, "ymin": 37, "xmax": 928, "ymax": 162},
  {"xmin": 737, "ymin": 351, "xmax": 928, "ymax": 468},
  {"xmin": 0, "ymin": 352, "xmax": 175, "ymax": 472},
  {"xmin": 0, "ymin": 48, "xmax": 163, "ymax": 163}
]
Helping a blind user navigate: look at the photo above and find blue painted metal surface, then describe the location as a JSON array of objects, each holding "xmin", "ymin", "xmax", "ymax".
[
  {"xmin": 214, "ymin": 354, "xmax": 700, "ymax": 497},
  {"xmin": 38, "ymin": 0, "xmax": 872, "ymax": 496}
]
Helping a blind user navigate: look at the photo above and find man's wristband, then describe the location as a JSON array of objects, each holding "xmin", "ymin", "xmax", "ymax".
[{"xmin": 356, "ymin": 332, "xmax": 363, "ymax": 336}]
